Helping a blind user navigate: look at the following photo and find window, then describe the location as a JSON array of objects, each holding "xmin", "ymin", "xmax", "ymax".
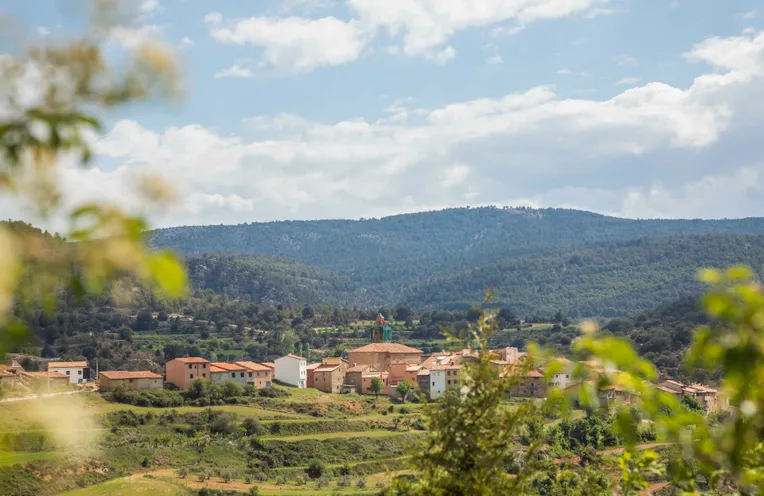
[
  {"xmin": 447, "ymin": 380, "xmax": 451, "ymax": 385},
  {"xmin": 202, "ymin": 373, "xmax": 206, "ymax": 378},
  {"xmin": 231, "ymin": 373, "xmax": 235, "ymax": 378},
  {"xmin": 432, "ymin": 382, "xmax": 435, "ymax": 386},
  {"xmin": 190, "ymin": 374, "xmax": 194, "ymax": 379},
  {"xmin": 66, "ymin": 371, "xmax": 70, "ymax": 376},
  {"xmin": 129, "ymin": 379, "xmax": 133, "ymax": 383},
  {"xmin": 240, "ymin": 372, "xmax": 244, "ymax": 378},
  {"xmin": 78, "ymin": 370, "xmax": 82, "ymax": 375},
  {"xmin": 249, "ymin": 372, "xmax": 252, "ymax": 378},
  {"xmin": 188, "ymin": 364, "xmax": 192, "ymax": 370},
  {"xmin": 202, "ymin": 364, "xmax": 206, "ymax": 369}
]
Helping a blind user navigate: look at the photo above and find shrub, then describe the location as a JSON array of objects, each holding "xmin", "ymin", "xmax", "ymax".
[
  {"xmin": 337, "ymin": 476, "xmax": 351, "ymax": 488},
  {"xmin": 356, "ymin": 477, "xmax": 367, "ymax": 489},
  {"xmin": 249, "ymin": 488, "xmax": 260, "ymax": 496},
  {"xmin": 242, "ymin": 417, "xmax": 265, "ymax": 437},
  {"xmin": 306, "ymin": 461, "xmax": 325, "ymax": 479}
]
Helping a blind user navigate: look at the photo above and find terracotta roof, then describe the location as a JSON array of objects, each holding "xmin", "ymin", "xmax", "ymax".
[
  {"xmin": 430, "ymin": 364, "xmax": 463, "ymax": 371},
  {"xmin": 0, "ymin": 370, "xmax": 14, "ymax": 377},
  {"xmin": 347, "ymin": 364, "xmax": 371, "ymax": 373},
  {"xmin": 350, "ymin": 343, "xmax": 423, "ymax": 354},
  {"xmin": 209, "ymin": 365, "xmax": 225, "ymax": 373},
  {"xmin": 315, "ymin": 365, "xmax": 340, "ymax": 372},
  {"xmin": 657, "ymin": 385, "xmax": 680, "ymax": 394},
  {"xmin": 262, "ymin": 362, "xmax": 275, "ymax": 369},
  {"xmin": 47, "ymin": 361, "xmax": 87, "ymax": 369},
  {"xmin": 526, "ymin": 370, "xmax": 544, "ymax": 378},
  {"xmin": 210, "ymin": 362, "xmax": 247, "ymax": 372},
  {"xmin": 417, "ymin": 369, "xmax": 430, "ymax": 376},
  {"xmin": 100, "ymin": 371, "xmax": 162, "ymax": 380},
  {"xmin": 406, "ymin": 365, "xmax": 421, "ymax": 372},
  {"xmin": 663, "ymin": 379, "xmax": 685, "ymax": 387},
  {"xmin": 282, "ymin": 353, "xmax": 305, "ymax": 360},
  {"xmin": 173, "ymin": 357, "xmax": 210, "ymax": 364},
  {"xmin": 236, "ymin": 361, "xmax": 273, "ymax": 372},
  {"xmin": 392, "ymin": 360, "xmax": 408, "ymax": 365},
  {"xmin": 306, "ymin": 363, "xmax": 322, "ymax": 371},
  {"xmin": 22, "ymin": 371, "xmax": 67, "ymax": 378}
]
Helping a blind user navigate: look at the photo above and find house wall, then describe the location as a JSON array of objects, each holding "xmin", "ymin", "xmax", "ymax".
[
  {"xmin": 429, "ymin": 370, "xmax": 447, "ymax": 399},
  {"xmin": 550, "ymin": 373, "xmax": 572, "ymax": 390},
  {"xmin": 417, "ymin": 374, "xmax": 430, "ymax": 397},
  {"xmin": 49, "ymin": 366, "xmax": 86, "ymax": 384},
  {"xmin": 347, "ymin": 351, "xmax": 422, "ymax": 373},
  {"xmin": 25, "ymin": 376, "xmax": 69, "ymax": 392},
  {"xmin": 251, "ymin": 369, "xmax": 273, "ymax": 388},
  {"xmin": 509, "ymin": 377, "xmax": 547, "ymax": 398},
  {"xmin": 314, "ymin": 369, "xmax": 343, "ymax": 394},
  {"xmin": 166, "ymin": 360, "xmax": 210, "ymax": 389},
  {"xmin": 345, "ymin": 371, "xmax": 363, "ymax": 389},
  {"xmin": 211, "ymin": 370, "xmax": 250, "ymax": 387},
  {"xmin": 274, "ymin": 357, "xmax": 307, "ymax": 388},
  {"xmin": 100, "ymin": 376, "xmax": 163, "ymax": 391}
]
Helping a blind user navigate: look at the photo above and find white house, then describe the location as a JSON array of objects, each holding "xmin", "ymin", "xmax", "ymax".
[
  {"xmin": 428, "ymin": 364, "xmax": 461, "ymax": 400},
  {"xmin": 47, "ymin": 361, "xmax": 89, "ymax": 384},
  {"xmin": 547, "ymin": 358, "xmax": 574, "ymax": 390},
  {"xmin": 274, "ymin": 354, "xmax": 307, "ymax": 388}
]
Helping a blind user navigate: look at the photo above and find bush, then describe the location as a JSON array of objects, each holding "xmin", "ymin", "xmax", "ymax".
[
  {"xmin": 306, "ymin": 461, "xmax": 325, "ymax": 479},
  {"xmin": 258, "ymin": 387, "xmax": 289, "ymax": 398},
  {"xmin": 356, "ymin": 477, "xmax": 367, "ymax": 488},
  {"xmin": 337, "ymin": 476, "xmax": 351, "ymax": 488},
  {"xmin": 249, "ymin": 487, "xmax": 260, "ymax": 496},
  {"xmin": 242, "ymin": 417, "xmax": 265, "ymax": 437}
]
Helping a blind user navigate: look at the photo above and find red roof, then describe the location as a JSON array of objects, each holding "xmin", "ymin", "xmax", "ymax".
[
  {"xmin": 23, "ymin": 371, "xmax": 67, "ymax": 378},
  {"xmin": 47, "ymin": 361, "xmax": 87, "ymax": 369},
  {"xmin": 100, "ymin": 371, "xmax": 162, "ymax": 380},
  {"xmin": 350, "ymin": 343, "xmax": 423, "ymax": 354},
  {"xmin": 306, "ymin": 363, "xmax": 323, "ymax": 370},
  {"xmin": 315, "ymin": 365, "xmax": 340, "ymax": 372},
  {"xmin": 417, "ymin": 369, "xmax": 430, "ymax": 376},
  {"xmin": 210, "ymin": 362, "xmax": 247, "ymax": 372},
  {"xmin": 526, "ymin": 370, "xmax": 544, "ymax": 378},
  {"xmin": 173, "ymin": 357, "xmax": 210, "ymax": 364},
  {"xmin": 430, "ymin": 364, "xmax": 463, "ymax": 371},
  {"xmin": 262, "ymin": 362, "xmax": 275, "ymax": 369},
  {"xmin": 236, "ymin": 361, "xmax": 273, "ymax": 372}
]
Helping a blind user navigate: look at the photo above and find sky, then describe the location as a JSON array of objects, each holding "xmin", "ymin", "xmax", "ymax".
[{"xmin": 2, "ymin": 0, "xmax": 764, "ymax": 228}]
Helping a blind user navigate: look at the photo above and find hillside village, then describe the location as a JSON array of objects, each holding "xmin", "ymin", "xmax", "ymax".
[{"xmin": 0, "ymin": 315, "xmax": 726, "ymax": 415}]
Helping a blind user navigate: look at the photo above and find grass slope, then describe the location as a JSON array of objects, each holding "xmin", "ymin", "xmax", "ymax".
[{"xmin": 59, "ymin": 476, "xmax": 192, "ymax": 496}]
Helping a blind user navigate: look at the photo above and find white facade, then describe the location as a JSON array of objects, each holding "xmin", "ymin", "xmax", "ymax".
[
  {"xmin": 550, "ymin": 372, "xmax": 573, "ymax": 390},
  {"xmin": 429, "ymin": 370, "xmax": 447, "ymax": 399},
  {"xmin": 274, "ymin": 354, "xmax": 307, "ymax": 388},
  {"xmin": 48, "ymin": 364, "xmax": 87, "ymax": 384},
  {"xmin": 211, "ymin": 370, "xmax": 252, "ymax": 387}
]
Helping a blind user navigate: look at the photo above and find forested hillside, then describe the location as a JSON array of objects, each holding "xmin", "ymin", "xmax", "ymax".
[
  {"xmin": 185, "ymin": 253, "xmax": 367, "ymax": 307},
  {"xmin": 148, "ymin": 207, "xmax": 764, "ymax": 314},
  {"xmin": 405, "ymin": 235, "xmax": 764, "ymax": 315},
  {"xmin": 149, "ymin": 208, "xmax": 764, "ymax": 290}
]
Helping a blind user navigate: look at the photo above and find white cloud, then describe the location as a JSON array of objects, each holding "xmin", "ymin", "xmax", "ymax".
[
  {"xmin": 179, "ymin": 36, "xmax": 194, "ymax": 49},
  {"xmin": 205, "ymin": 13, "xmax": 367, "ymax": 74},
  {"xmin": 36, "ymin": 26, "xmax": 51, "ymax": 37},
  {"xmin": 206, "ymin": 1, "xmax": 611, "ymax": 73},
  {"xmin": 108, "ymin": 24, "xmax": 163, "ymax": 48},
  {"xmin": 487, "ymin": 54, "xmax": 504, "ymax": 65},
  {"xmin": 29, "ymin": 30, "xmax": 764, "ymax": 227},
  {"xmin": 614, "ymin": 54, "xmax": 638, "ymax": 67},
  {"xmin": 557, "ymin": 68, "xmax": 587, "ymax": 76},
  {"xmin": 742, "ymin": 9, "xmax": 757, "ymax": 20},
  {"xmin": 214, "ymin": 65, "xmax": 256, "ymax": 79},
  {"xmin": 140, "ymin": 0, "xmax": 160, "ymax": 14},
  {"xmin": 615, "ymin": 76, "xmax": 641, "ymax": 86}
]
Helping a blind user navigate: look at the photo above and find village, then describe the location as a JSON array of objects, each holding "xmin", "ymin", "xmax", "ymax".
[{"xmin": 0, "ymin": 315, "xmax": 727, "ymax": 414}]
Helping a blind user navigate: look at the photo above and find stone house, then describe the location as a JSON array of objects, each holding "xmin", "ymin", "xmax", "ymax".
[{"xmin": 99, "ymin": 371, "xmax": 163, "ymax": 391}]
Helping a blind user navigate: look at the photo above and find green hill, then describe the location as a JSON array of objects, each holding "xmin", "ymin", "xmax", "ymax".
[
  {"xmin": 184, "ymin": 253, "xmax": 368, "ymax": 307},
  {"xmin": 404, "ymin": 234, "xmax": 764, "ymax": 316}
]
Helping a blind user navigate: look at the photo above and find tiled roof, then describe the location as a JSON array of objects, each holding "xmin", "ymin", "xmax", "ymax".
[
  {"xmin": 262, "ymin": 362, "xmax": 275, "ymax": 369},
  {"xmin": 347, "ymin": 364, "xmax": 371, "ymax": 373},
  {"xmin": 0, "ymin": 370, "xmax": 14, "ymax": 377},
  {"xmin": 284, "ymin": 354, "xmax": 305, "ymax": 360},
  {"xmin": 209, "ymin": 365, "xmax": 225, "ymax": 373},
  {"xmin": 236, "ymin": 361, "xmax": 273, "ymax": 372},
  {"xmin": 47, "ymin": 361, "xmax": 87, "ymax": 369},
  {"xmin": 417, "ymin": 369, "xmax": 430, "ymax": 376},
  {"xmin": 22, "ymin": 371, "xmax": 67, "ymax": 378},
  {"xmin": 657, "ymin": 385, "xmax": 680, "ymax": 394},
  {"xmin": 526, "ymin": 370, "xmax": 544, "ymax": 378},
  {"xmin": 350, "ymin": 343, "xmax": 423, "ymax": 354},
  {"xmin": 306, "ymin": 363, "xmax": 322, "ymax": 371},
  {"xmin": 405, "ymin": 365, "xmax": 421, "ymax": 372},
  {"xmin": 100, "ymin": 371, "xmax": 162, "ymax": 380},
  {"xmin": 315, "ymin": 365, "xmax": 340, "ymax": 372},
  {"xmin": 430, "ymin": 364, "xmax": 463, "ymax": 371},
  {"xmin": 210, "ymin": 362, "xmax": 247, "ymax": 372},
  {"xmin": 173, "ymin": 357, "xmax": 210, "ymax": 364}
]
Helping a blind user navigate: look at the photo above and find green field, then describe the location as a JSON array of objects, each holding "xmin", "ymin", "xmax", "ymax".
[
  {"xmin": 59, "ymin": 476, "xmax": 193, "ymax": 495},
  {"xmin": 0, "ymin": 450, "xmax": 63, "ymax": 466},
  {"xmin": 266, "ymin": 429, "xmax": 422, "ymax": 442}
]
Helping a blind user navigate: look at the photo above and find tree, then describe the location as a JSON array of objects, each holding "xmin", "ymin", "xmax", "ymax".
[
  {"xmin": 369, "ymin": 376, "xmax": 383, "ymax": 397},
  {"xmin": 306, "ymin": 461, "xmax": 325, "ymax": 479},
  {"xmin": 395, "ymin": 381, "xmax": 413, "ymax": 403}
]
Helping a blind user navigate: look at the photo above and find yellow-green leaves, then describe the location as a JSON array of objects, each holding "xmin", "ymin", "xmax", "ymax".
[{"xmin": 145, "ymin": 251, "xmax": 187, "ymax": 298}]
